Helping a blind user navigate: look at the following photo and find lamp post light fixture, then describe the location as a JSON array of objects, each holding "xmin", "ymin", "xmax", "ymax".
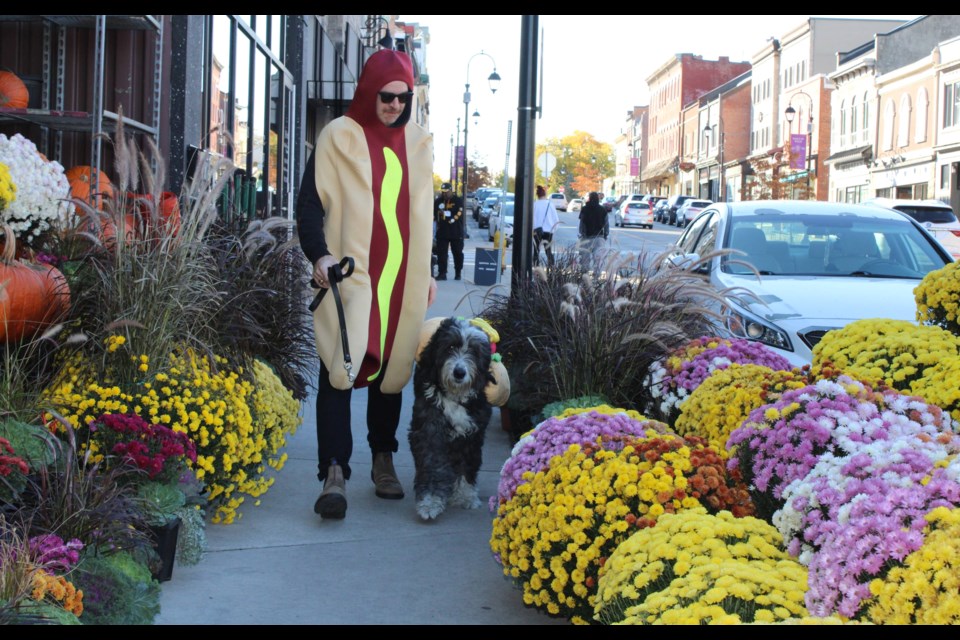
[
  {"xmin": 784, "ymin": 91, "xmax": 815, "ymax": 198},
  {"xmin": 702, "ymin": 121, "xmax": 724, "ymax": 202},
  {"xmin": 462, "ymin": 51, "xmax": 501, "ymax": 209}
]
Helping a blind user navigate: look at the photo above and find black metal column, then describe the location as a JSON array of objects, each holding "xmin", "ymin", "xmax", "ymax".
[{"xmin": 511, "ymin": 15, "xmax": 538, "ymax": 294}]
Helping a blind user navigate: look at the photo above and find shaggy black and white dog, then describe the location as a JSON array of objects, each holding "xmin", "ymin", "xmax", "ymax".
[{"xmin": 408, "ymin": 317, "xmax": 493, "ymax": 520}]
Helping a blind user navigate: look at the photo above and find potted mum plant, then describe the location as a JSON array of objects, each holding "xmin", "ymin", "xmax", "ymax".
[{"xmin": 85, "ymin": 412, "xmax": 197, "ymax": 581}]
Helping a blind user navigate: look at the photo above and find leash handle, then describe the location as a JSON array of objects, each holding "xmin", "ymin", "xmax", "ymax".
[{"xmin": 308, "ymin": 257, "xmax": 356, "ymax": 383}]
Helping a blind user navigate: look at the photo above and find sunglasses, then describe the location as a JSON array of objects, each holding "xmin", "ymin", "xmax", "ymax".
[{"xmin": 378, "ymin": 90, "xmax": 413, "ymax": 105}]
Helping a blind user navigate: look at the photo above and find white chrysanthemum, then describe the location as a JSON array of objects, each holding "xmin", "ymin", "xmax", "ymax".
[{"xmin": 0, "ymin": 133, "xmax": 73, "ymax": 245}]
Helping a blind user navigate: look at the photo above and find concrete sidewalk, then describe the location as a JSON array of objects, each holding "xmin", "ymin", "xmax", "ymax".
[{"xmin": 156, "ymin": 219, "xmax": 566, "ymax": 625}]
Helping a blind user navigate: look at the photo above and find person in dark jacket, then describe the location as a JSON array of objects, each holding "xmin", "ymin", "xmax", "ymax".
[
  {"xmin": 434, "ymin": 182, "xmax": 465, "ymax": 280},
  {"xmin": 578, "ymin": 191, "xmax": 608, "ymax": 269}
]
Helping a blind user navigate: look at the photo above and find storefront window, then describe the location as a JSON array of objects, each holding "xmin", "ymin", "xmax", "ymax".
[{"xmin": 204, "ymin": 15, "xmax": 292, "ymax": 219}]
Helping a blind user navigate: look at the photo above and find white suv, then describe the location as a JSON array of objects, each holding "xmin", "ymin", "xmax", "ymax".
[
  {"xmin": 549, "ymin": 192, "xmax": 568, "ymax": 212},
  {"xmin": 863, "ymin": 198, "xmax": 960, "ymax": 259}
]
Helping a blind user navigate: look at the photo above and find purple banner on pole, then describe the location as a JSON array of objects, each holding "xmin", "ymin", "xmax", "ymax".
[
  {"xmin": 456, "ymin": 145, "xmax": 465, "ymax": 167},
  {"xmin": 790, "ymin": 134, "xmax": 806, "ymax": 170},
  {"xmin": 630, "ymin": 157, "xmax": 639, "ymax": 177}
]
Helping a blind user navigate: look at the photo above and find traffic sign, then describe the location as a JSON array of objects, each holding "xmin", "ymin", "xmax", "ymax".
[{"xmin": 538, "ymin": 152, "xmax": 556, "ymax": 178}]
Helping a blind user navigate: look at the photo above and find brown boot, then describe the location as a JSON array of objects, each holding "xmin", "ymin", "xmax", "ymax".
[
  {"xmin": 371, "ymin": 452, "xmax": 404, "ymax": 500},
  {"xmin": 314, "ymin": 463, "xmax": 347, "ymax": 519}
]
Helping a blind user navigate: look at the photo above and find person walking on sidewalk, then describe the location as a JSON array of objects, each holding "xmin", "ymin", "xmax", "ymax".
[
  {"xmin": 296, "ymin": 49, "xmax": 437, "ymax": 520},
  {"xmin": 532, "ymin": 184, "xmax": 560, "ymax": 267},
  {"xmin": 434, "ymin": 182, "xmax": 465, "ymax": 280},
  {"xmin": 578, "ymin": 191, "xmax": 608, "ymax": 269}
]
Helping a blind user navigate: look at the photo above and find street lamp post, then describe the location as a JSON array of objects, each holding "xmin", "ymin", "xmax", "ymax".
[
  {"xmin": 702, "ymin": 121, "xmax": 724, "ymax": 202},
  {"xmin": 453, "ymin": 117, "xmax": 461, "ymax": 194},
  {"xmin": 784, "ymin": 91, "xmax": 815, "ymax": 199},
  {"xmin": 462, "ymin": 51, "xmax": 501, "ymax": 210}
]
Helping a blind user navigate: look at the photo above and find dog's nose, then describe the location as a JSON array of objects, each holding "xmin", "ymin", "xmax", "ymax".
[{"xmin": 453, "ymin": 365, "xmax": 467, "ymax": 381}]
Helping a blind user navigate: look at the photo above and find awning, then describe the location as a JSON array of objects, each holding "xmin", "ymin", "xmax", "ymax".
[
  {"xmin": 643, "ymin": 155, "xmax": 679, "ymax": 181},
  {"xmin": 825, "ymin": 145, "xmax": 871, "ymax": 164}
]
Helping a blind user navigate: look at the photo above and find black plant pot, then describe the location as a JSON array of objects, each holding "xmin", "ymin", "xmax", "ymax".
[{"xmin": 149, "ymin": 516, "xmax": 182, "ymax": 582}]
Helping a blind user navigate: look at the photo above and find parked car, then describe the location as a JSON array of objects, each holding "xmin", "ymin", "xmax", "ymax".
[
  {"xmin": 661, "ymin": 200, "xmax": 953, "ymax": 366},
  {"xmin": 473, "ymin": 187, "xmax": 502, "ymax": 220},
  {"xmin": 614, "ymin": 194, "xmax": 645, "ymax": 225},
  {"xmin": 479, "ymin": 192, "xmax": 514, "ymax": 230},
  {"xmin": 664, "ymin": 194, "xmax": 696, "ymax": 226},
  {"xmin": 653, "ymin": 199, "xmax": 671, "ymax": 224},
  {"xmin": 862, "ymin": 198, "xmax": 960, "ymax": 259},
  {"xmin": 549, "ymin": 192, "xmax": 568, "ymax": 212},
  {"xmin": 620, "ymin": 201, "xmax": 654, "ymax": 229},
  {"xmin": 464, "ymin": 191, "xmax": 479, "ymax": 212},
  {"xmin": 568, "ymin": 198, "xmax": 583, "ymax": 213},
  {"xmin": 641, "ymin": 194, "xmax": 667, "ymax": 209},
  {"xmin": 489, "ymin": 202, "xmax": 514, "ymax": 245},
  {"xmin": 602, "ymin": 195, "xmax": 619, "ymax": 212},
  {"xmin": 676, "ymin": 199, "xmax": 713, "ymax": 228}
]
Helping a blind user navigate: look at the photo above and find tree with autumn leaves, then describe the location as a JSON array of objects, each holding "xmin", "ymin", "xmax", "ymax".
[{"xmin": 535, "ymin": 132, "xmax": 612, "ymax": 198}]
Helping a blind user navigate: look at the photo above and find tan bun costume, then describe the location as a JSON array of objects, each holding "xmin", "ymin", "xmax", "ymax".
[{"xmin": 311, "ymin": 50, "xmax": 434, "ymax": 393}]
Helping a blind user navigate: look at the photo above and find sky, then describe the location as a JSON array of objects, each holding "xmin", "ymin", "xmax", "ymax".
[{"xmin": 398, "ymin": 14, "xmax": 920, "ymax": 180}]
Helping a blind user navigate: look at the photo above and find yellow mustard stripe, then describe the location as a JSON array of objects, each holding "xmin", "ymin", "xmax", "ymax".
[{"xmin": 368, "ymin": 147, "xmax": 404, "ymax": 382}]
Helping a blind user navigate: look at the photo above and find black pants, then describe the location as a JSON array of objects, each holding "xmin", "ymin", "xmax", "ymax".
[
  {"xmin": 315, "ymin": 361, "xmax": 402, "ymax": 483},
  {"xmin": 436, "ymin": 236, "xmax": 464, "ymax": 276},
  {"xmin": 533, "ymin": 229, "xmax": 554, "ymax": 266}
]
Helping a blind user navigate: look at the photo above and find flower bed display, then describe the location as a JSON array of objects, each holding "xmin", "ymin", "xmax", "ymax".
[
  {"xmin": 43, "ymin": 344, "xmax": 301, "ymax": 524},
  {"xmin": 490, "ymin": 431, "xmax": 753, "ymax": 624}
]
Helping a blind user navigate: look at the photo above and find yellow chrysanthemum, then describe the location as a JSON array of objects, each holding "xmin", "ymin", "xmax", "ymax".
[{"xmin": 594, "ymin": 508, "xmax": 808, "ymax": 625}]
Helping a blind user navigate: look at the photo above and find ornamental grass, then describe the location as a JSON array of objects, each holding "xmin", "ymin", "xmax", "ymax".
[
  {"xmin": 593, "ymin": 508, "xmax": 809, "ymax": 625},
  {"xmin": 479, "ymin": 245, "xmax": 730, "ymax": 428},
  {"xmin": 674, "ymin": 364, "xmax": 809, "ymax": 456},
  {"xmin": 866, "ymin": 506, "xmax": 960, "ymax": 624},
  {"xmin": 810, "ymin": 318, "xmax": 960, "ymax": 393},
  {"xmin": 646, "ymin": 336, "xmax": 794, "ymax": 427},
  {"xmin": 915, "ymin": 261, "xmax": 960, "ymax": 336},
  {"xmin": 490, "ymin": 431, "xmax": 752, "ymax": 624}
]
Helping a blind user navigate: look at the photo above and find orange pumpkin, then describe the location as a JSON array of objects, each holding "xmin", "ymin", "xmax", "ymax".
[
  {"xmin": 74, "ymin": 212, "xmax": 137, "ymax": 248},
  {"xmin": 128, "ymin": 191, "xmax": 181, "ymax": 235},
  {"xmin": 0, "ymin": 225, "xmax": 71, "ymax": 343},
  {"xmin": 0, "ymin": 71, "xmax": 29, "ymax": 109},
  {"xmin": 66, "ymin": 165, "xmax": 114, "ymax": 209}
]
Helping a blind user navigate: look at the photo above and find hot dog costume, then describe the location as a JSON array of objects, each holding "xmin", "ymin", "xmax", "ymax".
[{"xmin": 299, "ymin": 50, "xmax": 434, "ymax": 393}]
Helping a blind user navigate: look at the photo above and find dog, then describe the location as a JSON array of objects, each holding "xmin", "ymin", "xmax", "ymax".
[{"xmin": 409, "ymin": 317, "xmax": 494, "ymax": 520}]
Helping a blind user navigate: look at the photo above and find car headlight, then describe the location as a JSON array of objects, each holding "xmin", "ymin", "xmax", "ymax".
[{"xmin": 722, "ymin": 304, "xmax": 793, "ymax": 352}]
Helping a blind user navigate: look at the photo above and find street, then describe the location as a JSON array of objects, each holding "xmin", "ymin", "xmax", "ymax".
[{"xmin": 442, "ymin": 205, "xmax": 684, "ymax": 283}]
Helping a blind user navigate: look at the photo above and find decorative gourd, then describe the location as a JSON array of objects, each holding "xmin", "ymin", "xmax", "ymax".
[
  {"xmin": 0, "ymin": 225, "xmax": 71, "ymax": 343},
  {"xmin": 0, "ymin": 71, "xmax": 29, "ymax": 109},
  {"xmin": 66, "ymin": 165, "xmax": 114, "ymax": 209}
]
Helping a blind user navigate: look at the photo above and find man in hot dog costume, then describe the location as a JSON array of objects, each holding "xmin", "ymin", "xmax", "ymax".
[{"xmin": 297, "ymin": 49, "xmax": 437, "ymax": 520}]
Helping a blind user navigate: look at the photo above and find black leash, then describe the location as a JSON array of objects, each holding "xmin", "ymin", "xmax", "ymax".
[{"xmin": 308, "ymin": 257, "xmax": 356, "ymax": 383}]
